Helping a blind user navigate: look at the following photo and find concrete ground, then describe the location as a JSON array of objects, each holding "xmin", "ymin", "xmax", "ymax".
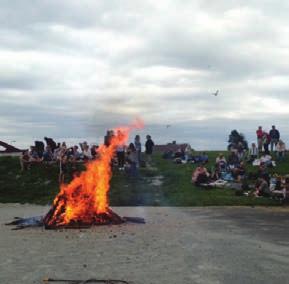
[{"xmin": 1, "ymin": 204, "xmax": 289, "ymax": 284}]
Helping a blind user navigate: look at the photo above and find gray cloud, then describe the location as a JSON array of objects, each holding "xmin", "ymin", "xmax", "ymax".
[{"xmin": 1, "ymin": 0, "xmax": 289, "ymax": 149}]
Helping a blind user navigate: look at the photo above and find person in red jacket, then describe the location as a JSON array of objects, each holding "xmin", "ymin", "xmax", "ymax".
[
  {"xmin": 256, "ymin": 126, "xmax": 264, "ymax": 152},
  {"xmin": 262, "ymin": 132, "xmax": 271, "ymax": 155}
]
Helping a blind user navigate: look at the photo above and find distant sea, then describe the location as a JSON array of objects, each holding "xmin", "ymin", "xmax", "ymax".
[{"xmin": 2, "ymin": 123, "xmax": 289, "ymax": 151}]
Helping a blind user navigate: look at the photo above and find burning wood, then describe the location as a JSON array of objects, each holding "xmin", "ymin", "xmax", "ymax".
[{"xmin": 42, "ymin": 120, "xmax": 144, "ymax": 229}]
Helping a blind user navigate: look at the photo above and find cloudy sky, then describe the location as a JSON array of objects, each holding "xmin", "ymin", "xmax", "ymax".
[{"xmin": 1, "ymin": 0, "xmax": 289, "ymax": 150}]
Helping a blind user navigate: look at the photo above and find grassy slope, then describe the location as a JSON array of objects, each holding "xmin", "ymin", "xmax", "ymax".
[{"xmin": 1, "ymin": 151, "xmax": 288, "ymax": 206}]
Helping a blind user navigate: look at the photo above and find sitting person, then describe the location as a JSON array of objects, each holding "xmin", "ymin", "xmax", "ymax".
[
  {"xmin": 19, "ymin": 150, "xmax": 30, "ymax": 171},
  {"xmin": 191, "ymin": 152, "xmax": 209, "ymax": 164},
  {"xmin": 227, "ymin": 151, "xmax": 240, "ymax": 169},
  {"xmin": 216, "ymin": 153, "xmax": 227, "ymax": 168},
  {"xmin": 72, "ymin": 145, "xmax": 81, "ymax": 161},
  {"xmin": 260, "ymin": 152, "xmax": 273, "ymax": 167},
  {"xmin": 162, "ymin": 150, "xmax": 174, "ymax": 159},
  {"xmin": 270, "ymin": 176, "xmax": 284, "ymax": 199},
  {"xmin": 248, "ymin": 143, "xmax": 258, "ymax": 163},
  {"xmin": 60, "ymin": 142, "xmax": 67, "ymax": 151},
  {"xmin": 200, "ymin": 152, "xmax": 209, "ymax": 163},
  {"xmin": 42, "ymin": 146, "xmax": 53, "ymax": 162},
  {"xmin": 213, "ymin": 154, "xmax": 227, "ymax": 180},
  {"xmin": 282, "ymin": 177, "xmax": 289, "ymax": 200},
  {"xmin": 216, "ymin": 153, "xmax": 226, "ymax": 163},
  {"xmin": 276, "ymin": 140, "xmax": 286, "ymax": 161},
  {"xmin": 257, "ymin": 162, "xmax": 270, "ymax": 183},
  {"xmin": 174, "ymin": 148, "xmax": 185, "ymax": 159},
  {"xmin": 53, "ymin": 147, "xmax": 61, "ymax": 161},
  {"xmin": 236, "ymin": 142, "xmax": 245, "ymax": 161},
  {"xmin": 29, "ymin": 146, "xmax": 41, "ymax": 162},
  {"xmin": 254, "ymin": 177, "xmax": 270, "ymax": 197},
  {"xmin": 231, "ymin": 161, "xmax": 246, "ymax": 181},
  {"xmin": 192, "ymin": 164, "xmax": 210, "ymax": 186}
]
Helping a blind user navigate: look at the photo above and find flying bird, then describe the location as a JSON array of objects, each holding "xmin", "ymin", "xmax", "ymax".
[
  {"xmin": 212, "ymin": 90, "xmax": 219, "ymax": 96},
  {"xmin": 166, "ymin": 125, "xmax": 171, "ymax": 128}
]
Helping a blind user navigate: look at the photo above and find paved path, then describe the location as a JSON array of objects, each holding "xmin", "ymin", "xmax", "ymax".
[{"xmin": 1, "ymin": 204, "xmax": 289, "ymax": 284}]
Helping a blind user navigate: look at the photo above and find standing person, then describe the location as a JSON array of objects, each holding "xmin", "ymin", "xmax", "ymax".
[
  {"xmin": 59, "ymin": 149, "xmax": 68, "ymax": 184},
  {"xmin": 256, "ymin": 126, "xmax": 264, "ymax": 152},
  {"xmin": 184, "ymin": 144, "xmax": 192, "ymax": 161},
  {"xmin": 145, "ymin": 135, "xmax": 154, "ymax": 165},
  {"xmin": 269, "ymin": 125, "xmax": 280, "ymax": 152},
  {"xmin": 104, "ymin": 130, "xmax": 114, "ymax": 147},
  {"xmin": 116, "ymin": 130, "xmax": 126, "ymax": 170},
  {"xmin": 127, "ymin": 143, "xmax": 138, "ymax": 176},
  {"xmin": 134, "ymin": 135, "xmax": 141, "ymax": 167},
  {"xmin": 262, "ymin": 132, "xmax": 271, "ymax": 155}
]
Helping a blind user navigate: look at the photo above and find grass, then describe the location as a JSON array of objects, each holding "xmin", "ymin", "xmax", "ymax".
[{"xmin": 0, "ymin": 151, "xmax": 287, "ymax": 206}]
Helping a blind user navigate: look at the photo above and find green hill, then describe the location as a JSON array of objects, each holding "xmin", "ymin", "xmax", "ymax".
[{"xmin": 1, "ymin": 151, "xmax": 288, "ymax": 206}]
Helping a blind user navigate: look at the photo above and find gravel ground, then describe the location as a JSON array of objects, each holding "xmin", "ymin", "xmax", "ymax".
[{"xmin": 1, "ymin": 204, "xmax": 289, "ymax": 284}]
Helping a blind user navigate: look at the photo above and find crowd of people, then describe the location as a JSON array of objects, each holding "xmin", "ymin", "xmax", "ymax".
[
  {"xmin": 162, "ymin": 144, "xmax": 209, "ymax": 164},
  {"xmin": 17, "ymin": 123, "xmax": 289, "ymax": 200},
  {"xmin": 191, "ymin": 125, "xmax": 288, "ymax": 200},
  {"xmin": 20, "ymin": 132, "xmax": 155, "ymax": 183}
]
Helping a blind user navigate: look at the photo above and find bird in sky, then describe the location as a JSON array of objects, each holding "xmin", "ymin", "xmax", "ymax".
[
  {"xmin": 166, "ymin": 125, "xmax": 171, "ymax": 128},
  {"xmin": 212, "ymin": 90, "xmax": 219, "ymax": 96}
]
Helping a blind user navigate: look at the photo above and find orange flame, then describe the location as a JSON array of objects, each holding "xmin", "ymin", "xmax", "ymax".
[{"xmin": 45, "ymin": 119, "xmax": 144, "ymax": 226}]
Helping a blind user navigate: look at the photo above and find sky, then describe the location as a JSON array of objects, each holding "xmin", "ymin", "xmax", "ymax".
[{"xmin": 1, "ymin": 0, "xmax": 289, "ymax": 150}]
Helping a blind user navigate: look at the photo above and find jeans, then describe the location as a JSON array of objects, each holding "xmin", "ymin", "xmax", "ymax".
[
  {"xmin": 257, "ymin": 138, "xmax": 263, "ymax": 152},
  {"xmin": 263, "ymin": 143, "xmax": 270, "ymax": 155},
  {"xmin": 136, "ymin": 150, "xmax": 141, "ymax": 166},
  {"xmin": 270, "ymin": 138, "xmax": 279, "ymax": 152}
]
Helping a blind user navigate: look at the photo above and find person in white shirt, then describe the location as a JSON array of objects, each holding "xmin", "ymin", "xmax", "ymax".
[
  {"xmin": 82, "ymin": 144, "xmax": 92, "ymax": 160},
  {"xmin": 276, "ymin": 140, "xmax": 286, "ymax": 161},
  {"xmin": 248, "ymin": 143, "xmax": 258, "ymax": 163},
  {"xmin": 216, "ymin": 153, "xmax": 227, "ymax": 165},
  {"xmin": 260, "ymin": 152, "xmax": 273, "ymax": 167}
]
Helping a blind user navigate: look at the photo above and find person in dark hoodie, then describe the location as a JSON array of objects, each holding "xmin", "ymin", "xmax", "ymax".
[
  {"xmin": 269, "ymin": 125, "xmax": 280, "ymax": 152},
  {"xmin": 145, "ymin": 135, "xmax": 154, "ymax": 165}
]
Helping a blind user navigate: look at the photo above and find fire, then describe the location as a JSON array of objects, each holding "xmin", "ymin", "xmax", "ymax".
[{"xmin": 44, "ymin": 120, "xmax": 143, "ymax": 228}]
